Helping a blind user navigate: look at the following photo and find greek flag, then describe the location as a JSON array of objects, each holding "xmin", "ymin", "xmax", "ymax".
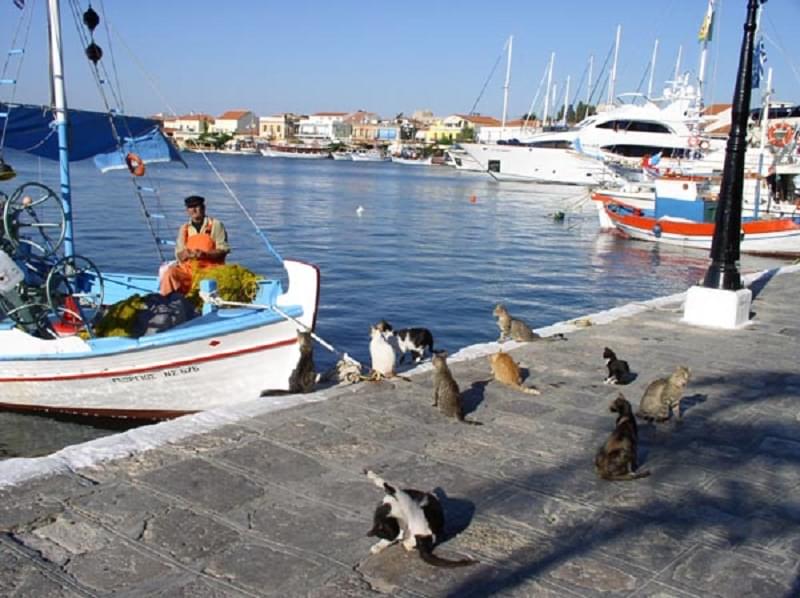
[{"xmin": 752, "ymin": 36, "xmax": 767, "ymax": 89}]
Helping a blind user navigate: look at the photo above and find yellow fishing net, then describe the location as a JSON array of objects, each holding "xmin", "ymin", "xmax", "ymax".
[
  {"xmin": 186, "ymin": 263, "xmax": 262, "ymax": 308},
  {"xmin": 90, "ymin": 264, "xmax": 262, "ymax": 338}
]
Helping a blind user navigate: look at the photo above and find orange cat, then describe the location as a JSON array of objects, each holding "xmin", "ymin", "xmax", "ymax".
[{"xmin": 488, "ymin": 351, "xmax": 540, "ymax": 395}]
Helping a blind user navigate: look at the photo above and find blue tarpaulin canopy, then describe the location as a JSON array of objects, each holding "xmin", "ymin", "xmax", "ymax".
[{"xmin": 0, "ymin": 103, "xmax": 184, "ymax": 168}]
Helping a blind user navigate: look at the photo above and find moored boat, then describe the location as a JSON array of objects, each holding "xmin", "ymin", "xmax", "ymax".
[
  {"xmin": 260, "ymin": 143, "xmax": 331, "ymax": 159},
  {"xmin": 0, "ymin": 2, "xmax": 321, "ymax": 418}
]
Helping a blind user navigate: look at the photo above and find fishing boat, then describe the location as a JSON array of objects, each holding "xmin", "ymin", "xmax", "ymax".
[
  {"xmin": 260, "ymin": 143, "xmax": 331, "ymax": 159},
  {"xmin": 601, "ymin": 186, "xmax": 800, "ymax": 257},
  {"xmin": 351, "ymin": 148, "xmax": 390, "ymax": 162},
  {"xmin": 0, "ymin": 2, "xmax": 320, "ymax": 418}
]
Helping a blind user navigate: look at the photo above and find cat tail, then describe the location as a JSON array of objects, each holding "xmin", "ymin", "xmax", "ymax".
[
  {"xmin": 458, "ymin": 415, "xmax": 483, "ymax": 426},
  {"xmin": 416, "ymin": 537, "xmax": 478, "ymax": 568},
  {"xmin": 604, "ymin": 470, "xmax": 651, "ymax": 481},
  {"xmin": 364, "ymin": 469, "xmax": 396, "ymax": 493}
]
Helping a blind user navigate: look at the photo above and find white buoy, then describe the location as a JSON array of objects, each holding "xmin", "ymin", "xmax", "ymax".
[{"xmin": 356, "ymin": 205, "xmax": 364, "ymax": 216}]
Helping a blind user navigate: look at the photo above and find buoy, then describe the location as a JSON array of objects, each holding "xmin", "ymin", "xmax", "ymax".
[
  {"xmin": 356, "ymin": 205, "xmax": 364, "ymax": 216},
  {"xmin": 469, "ymin": 195, "xmax": 477, "ymax": 203}
]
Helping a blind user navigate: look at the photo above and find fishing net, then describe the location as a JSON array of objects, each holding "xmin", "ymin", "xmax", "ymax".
[{"xmin": 186, "ymin": 263, "xmax": 262, "ymax": 308}]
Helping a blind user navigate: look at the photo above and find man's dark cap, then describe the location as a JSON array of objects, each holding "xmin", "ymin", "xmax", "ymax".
[{"xmin": 184, "ymin": 195, "xmax": 205, "ymax": 208}]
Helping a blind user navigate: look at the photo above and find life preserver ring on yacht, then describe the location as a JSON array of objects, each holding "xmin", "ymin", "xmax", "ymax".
[
  {"xmin": 688, "ymin": 136, "xmax": 700, "ymax": 148},
  {"xmin": 767, "ymin": 122, "xmax": 795, "ymax": 148},
  {"xmin": 698, "ymin": 139, "xmax": 710, "ymax": 150},
  {"xmin": 125, "ymin": 152, "xmax": 146, "ymax": 177}
]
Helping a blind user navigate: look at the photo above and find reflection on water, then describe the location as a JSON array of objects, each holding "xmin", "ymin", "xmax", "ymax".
[{"xmin": 0, "ymin": 151, "xmax": 789, "ymax": 458}]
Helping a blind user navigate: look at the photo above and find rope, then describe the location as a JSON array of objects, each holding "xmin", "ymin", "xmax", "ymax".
[
  {"xmin": 199, "ymin": 290, "xmax": 360, "ymax": 367},
  {"xmin": 467, "ymin": 38, "xmax": 508, "ymax": 116},
  {"xmin": 195, "ymin": 150, "xmax": 284, "ymax": 265}
]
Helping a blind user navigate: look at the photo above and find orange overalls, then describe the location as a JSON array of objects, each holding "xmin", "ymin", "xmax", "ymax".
[{"xmin": 159, "ymin": 219, "xmax": 226, "ymax": 295}]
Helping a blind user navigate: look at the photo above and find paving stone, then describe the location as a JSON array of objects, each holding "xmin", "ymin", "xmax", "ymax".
[
  {"xmin": 64, "ymin": 541, "xmax": 175, "ymax": 593},
  {"xmin": 137, "ymin": 458, "xmax": 264, "ymax": 514}
]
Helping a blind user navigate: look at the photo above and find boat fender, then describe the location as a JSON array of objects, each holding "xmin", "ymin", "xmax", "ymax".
[
  {"xmin": 767, "ymin": 122, "xmax": 795, "ymax": 148},
  {"xmin": 652, "ymin": 223, "xmax": 662, "ymax": 238},
  {"xmin": 125, "ymin": 152, "xmax": 146, "ymax": 177}
]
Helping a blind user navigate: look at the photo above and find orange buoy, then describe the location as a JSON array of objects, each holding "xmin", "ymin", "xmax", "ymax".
[
  {"xmin": 469, "ymin": 195, "xmax": 477, "ymax": 203},
  {"xmin": 125, "ymin": 152, "xmax": 146, "ymax": 177}
]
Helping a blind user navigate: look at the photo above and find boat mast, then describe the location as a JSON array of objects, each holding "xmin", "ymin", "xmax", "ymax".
[
  {"xmin": 562, "ymin": 76, "xmax": 570, "ymax": 127},
  {"xmin": 697, "ymin": 0, "xmax": 715, "ymax": 109},
  {"xmin": 673, "ymin": 45, "xmax": 683, "ymax": 82},
  {"xmin": 586, "ymin": 54, "xmax": 593, "ymax": 107},
  {"xmin": 543, "ymin": 52, "xmax": 554, "ymax": 128},
  {"xmin": 753, "ymin": 67, "xmax": 772, "ymax": 218},
  {"xmin": 47, "ymin": 0, "xmax": 74, "ymax": 258},
  {"xmin": 501, "ymin": 35, "xmax": 512, "ymax": 129},
  {"xmin": 647, "ymin": 39, "xmax": 659, "ymax": 98},
  {"xmin": 608, "ymin": 25, "xmax": 621, "ymax": 105}
]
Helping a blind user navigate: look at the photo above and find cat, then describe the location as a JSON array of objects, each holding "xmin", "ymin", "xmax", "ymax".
[
  {"xmin": 431, "ymin": 352, "xmax": 482, "ymax": 425},
  {"xmin": 637, "ymin": 365, "xmax": 691, "ymax": 423},
  {"xmin": 369, "ymin": 321, "xmax": 398, "ymax": 378},
  {"xmin": 364, "ymin": 469, "xmax": 477, "ymax": 568},
  {"xmin": 603, "ymin": 347, "xmax": 631, "ymax": 385},
  {"xmin": 372, "ymin": 320, "xmax": 434, "ymax": 364},
  {"xmin": 493, "ymin": 304, "xmax": 539, "ymax": 342},
  {"xmin": 287, "ymin": 331, "xmax": 317, "ymax": 393},
  {"xmin": 595, "ymin": 394, "xmax": 651, "ymax": 481},
  {"xmin": 395, "ymin": 328, "xmax": 435, "ymax": 364},
  {"xmin": 488, "ymin": 351, "xmax": 540, "ymax": 395}
]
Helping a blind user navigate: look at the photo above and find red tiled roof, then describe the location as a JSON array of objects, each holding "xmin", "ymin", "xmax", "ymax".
[
  {"xmin": 313, "ymin": 111, "xmax": 348, "ymax": 116},
  {"xmin": 175, "ymin": 114, "xmax": 214, "ymax": 122},
  {"xmin": 219, "ymin": 110, "xmax": 251, "ymax": 119},
  {"xmin": 702, "ymin": 103, "xmax": 731, "ymax": 116}
]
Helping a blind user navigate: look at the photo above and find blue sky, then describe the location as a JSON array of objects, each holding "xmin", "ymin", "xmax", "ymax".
[{"xmin": 2, "ymin": 0, "xmax": 799, "ymax": 119}]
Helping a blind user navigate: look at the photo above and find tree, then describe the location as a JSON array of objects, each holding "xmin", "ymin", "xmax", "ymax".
[{"xmin": 456, "ymin": 126, "xmax": 475, "ymax": 142}]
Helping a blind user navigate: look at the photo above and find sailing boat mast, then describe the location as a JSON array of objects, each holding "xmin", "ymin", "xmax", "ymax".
[
  {"xmin": 673, "ymin": 45, "xmax": 683, "ymax": 82},
  {"xmin": 586, "ymin": 54, "xmax": 593, "ymax": 107},
  {"xmin": 608, "ymin": 25, "xmax": 621, "ymax": 105},
  {"xmin": 46, "ymin": 0, "xmax": 74, "ymax": 258},
  {"xmin": 647, "ymin": 39, "xmax": 659, "ymax": 98},
  {"xmin": 562, "ymin": 76, "xmax": 570, "ymax": 127},
  {"xmin": 543, "ymin": 52, "xmax": 554, "ymax": 128},
  {"xmin": 501, "ymin": 35, "xmax": 513, "ymax": 129}
]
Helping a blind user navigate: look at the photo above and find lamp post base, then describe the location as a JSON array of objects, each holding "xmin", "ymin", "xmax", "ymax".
[{"xmin": 683, "ymin": 285, "xmax": 752, "ymax": 329}]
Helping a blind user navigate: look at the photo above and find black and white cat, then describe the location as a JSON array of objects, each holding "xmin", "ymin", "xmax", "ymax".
[
  {"xmin": 603, "ymin": 347, "xmax": 631, "ymax": 385},
  {"xmin": 374, "ymin": 320, "xmax": 434, "ymax": 364},
  {"xmin": 364, "ymin": 470, "xmax": 476, "ymax": 567}
]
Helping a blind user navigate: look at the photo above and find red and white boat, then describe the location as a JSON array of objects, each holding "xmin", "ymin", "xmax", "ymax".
[{"xmin": 601, "ymin": 183, "xmax": 800, "ymax": 257}]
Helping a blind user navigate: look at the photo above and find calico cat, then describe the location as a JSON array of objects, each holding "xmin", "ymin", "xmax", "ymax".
[
  {"xmin": 369, "ymin": 321, "xmax": 398, "ymax": 378},
  {"xmin": 288, "ymin": 331, "xmax": 317, "ymax": 393},
  {"xmin": 364, "ymin": 470, "xmax": 477, "ymax": 567},
  {"xmin": 493, "ymin": 304, "xmax": 539, "ymax": 342},
  {"xmin": 373, "ymin": 320, "xmax": 434, "ymax": 364},
  {"xmin": 603, "ymin": 347, "xmax": 631, "ymax": 385},
  {"xmin": 637, "ymin": 365, "xmax": 691, "ymax": 422},
  {"xmin": 488, "ymin": 351, "xmax": 540, "ymax": 395},
  {"xmin": 595, "ymin": 394, "xmax": 651, "ymax": 481},
  {"xmin": 431, "ymin": 352, "xmax": 482, "ymax": 425}
]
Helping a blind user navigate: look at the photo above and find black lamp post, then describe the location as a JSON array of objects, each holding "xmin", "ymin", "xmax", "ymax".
[{"xmin": 702, "ymin": 0, "xmax": 764, "ymax": 290}]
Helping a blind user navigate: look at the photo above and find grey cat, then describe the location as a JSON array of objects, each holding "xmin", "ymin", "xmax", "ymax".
[
  {"xmin": 431, "ymin": 352, "xmax": 482, "ymax": 425},
  {"xmin": 493, "ymin": 304, "xmax": 539, "ymax": 342},
  {"xmin": 288, "ymin": 331, "xmax": 317, "ymax": 393},
  {"xmin": 637, "ymin": 365, "xmax": 691, "ymax": 422}
]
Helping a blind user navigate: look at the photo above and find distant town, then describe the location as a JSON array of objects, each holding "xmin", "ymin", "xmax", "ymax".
[{"xmin": 157, "ymin": 105, "xmax": 736, "ymax": 154}]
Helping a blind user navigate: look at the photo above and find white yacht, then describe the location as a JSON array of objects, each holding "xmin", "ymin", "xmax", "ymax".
[{"xmin": 461, "ymin": 82, "xmax": 715, "ymax": 186}]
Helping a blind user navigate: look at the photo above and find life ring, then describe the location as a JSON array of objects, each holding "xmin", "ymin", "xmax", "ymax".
[
  {"xmin": 688, "ymin": 136, "xmax": 700, "ymax": 148},
  {"xmin": 699, "ymin": 139, "xmax": 710, "ymax": 150},
  {"xmin": 767, "ymin": 122, "xmax": 795, "ymax": 148},
  {"xmin": 125, "ymin": 152, "xmax": 146, "ymax": 177}
]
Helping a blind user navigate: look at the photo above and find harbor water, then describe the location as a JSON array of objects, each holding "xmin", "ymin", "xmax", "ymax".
[{"xmin": 0, "ymin": 151, "xmax": 786, "ymax": 458}]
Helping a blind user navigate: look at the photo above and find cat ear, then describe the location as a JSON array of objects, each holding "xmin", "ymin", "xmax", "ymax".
[{"xmin": 383, "ymin": 482, "xmax": 397, "ymax": 495}]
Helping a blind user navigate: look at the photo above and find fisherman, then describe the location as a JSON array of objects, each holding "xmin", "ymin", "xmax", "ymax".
[{"xmin": 159, "ymin": 195, "xmax": 230, "ymax": 295}]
